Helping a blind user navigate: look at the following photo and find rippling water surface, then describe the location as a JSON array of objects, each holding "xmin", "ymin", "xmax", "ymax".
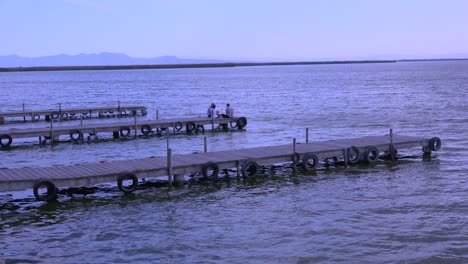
[{"xmin": 1, "ymin": 61, "xmax": 468, "ymax": 263}]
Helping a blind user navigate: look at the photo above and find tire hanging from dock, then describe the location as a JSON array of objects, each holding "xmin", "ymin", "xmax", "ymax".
[
  {"xmin": 69, "ymin": 130, "xmax": 83, "ymax": 142},
  {"xmin": 141, "ymin": 125, "xmax": 152, "ymax": 136},
  {"xmin": 174, "ymin": 122, "xmax": 183, "ymax": 132},
  {"xmin": 186, "ymin": 122, "xmax": 197, "ymax": 134},
  {"xmin": 347, "ymin": 146, "xmax": 360, "ymax": 164},
  {"xmin": 429, "ymin": 137, "xmax": 442, "ymax": 151},
  {"xmin": 364, "ymin": 146, "xmax": 379, "ymax": 163},
  {"xmin": 302, "ymin": 153, "xmax": 319, "ymax": 171},
  {"xmin": 120, "ymin": 126, "xmax": 131, "ymax": 138},
  {"xmin": 33, "ymin": 179, "xmax": 58, "ymax": 201},
  {"xmin": 201, "ymin": 162, "xmax": 220, "ymax": 179},
  {"xmin": 241, "ymin": 160, "xmax": 259, "ymax": 177},
  {"xmin": 236, "ymin": 117, "xmax": 247, "ymax": 129},
  {"xmin": 117, "ymin": 173, "xmax": 138, "ymax": 193},
  {"xmin": 0, "ymin": 134, "xmax": 12, "ymax": 147}
]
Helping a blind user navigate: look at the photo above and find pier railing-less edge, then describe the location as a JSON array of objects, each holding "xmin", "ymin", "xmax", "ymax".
[{"xmin": 0, "ymin": 130, "xmax": 442, "ymax": 202}]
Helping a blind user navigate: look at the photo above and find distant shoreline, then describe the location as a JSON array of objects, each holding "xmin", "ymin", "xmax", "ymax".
[
  {"xmin": 0, "ymin": 58, "xmax": 466, "ymax": 72},
  {"xmin": 0, "ymin": 60, "xmax": 395, "ymax": 72}
]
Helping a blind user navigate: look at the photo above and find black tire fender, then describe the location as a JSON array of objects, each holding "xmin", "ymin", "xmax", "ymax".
[
  {"xmin": 197, "ymin": 125, "xmax": 205, "ymax": 133},
  {"xmin": 364, "ymin": 146, "xmax": 379, "ymax": 163},
  {"xmin": 186, "ymin": 122, "xmax": 196, "ymax": 134},
  {"xmin": 32, "ymin": 114, "xmax": 40, "ymax": 122},
  {"xmin": 61, "ymin": 112, "xmax": 69, "ymax": 120},
  {"xmin": 33, "ymin": 180, "xmax": 58, "ymax": 201},
  {"xmin": 69, "ymin": 130, "xmax": 83, "ymax": 142},
  {"xmin": 302, "ymin": 153, "xmax": 319, "ymax": 171},
  {"xmin": 120, "ymin": 127, "xmax": 131, "ymax": 137},
  {"xmin": 347, "ymin": 146, "xmax": 360, "ymax": 164},
  {"xmin": 117, "ymin": 173, "xmax": 138, "ymax": 193},
  {"xmin": 236, "ymin": 117, "xmax": 247, "ymax": 129},
  {"xmin": 201, "ymin": 162, "xmax": 220, "ymax": 179},
  {"xmin": 51, "ymin": 112, "xmax": 59, "ymax": 119},
  {"xmin": 241, "ymin": 160, "xmax": 259, "ymax": 177},
  {"xmin": 229, "ymin": 120, "xmax": 238, "ymax": 128},
  {"xmin": 429, "ymin": 137, "xmax": 442, "ymax": 151},
  {"xmin": 174, "ymin": 122, "xmax": 183, "ymax": 132},
  {"xmin": 0, "ymin": 134, "xmax": 12, "ymax": 147},
  {"xmin": 141, "ymin": 125, "xmax": 152, "ymax": 136}
]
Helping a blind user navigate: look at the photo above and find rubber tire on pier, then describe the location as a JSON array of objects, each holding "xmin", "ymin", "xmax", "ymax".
[
  {"xmin": 117, "ymin": 173, "xmax": 138, "ymax": 193},
  {"xmin": 120, "ymin": 110, "xmax": 128, "ymax": 117},
  {"xmin": 61, "ymin": 113, "xmax": 69, "ymax": 120},
  {"xmin": 51, "ymin": 112, "xmax": 59, "ymax": 119},
  {"xmin": 241, "ymin": 160, "xmax": 259, "ymax": 177},
  {"xmin": 32, "ymin": 114, "xmax": 40, "ymax": 122},
  {"xmin": 0, "ymin": 134, "xmax": 12, "ymax": 147},
  {"xmin": 120, "ymin": 127, "xmax": 131, "ymax": 138},
  {"xmin": 201, "ymin": 162, "xmax": 220, "ymax": 179},
  {"xmin": 69, "ymin": 130, "xmax": 83, "ymax": 142},
  {"xmin": 429, "ymin": 137, "xmax": 442, "ymax": 151},
  {"xmin": 236, "ymin": 117, "xmax": 247, "ymax": 129},
  {"xmin": 186, "ymin": 122, "xmax": 197, "ymax": 134},
  {"xmin": 364, "ymin": 146, "xmax": 379, "ymax": 163},
  {"xmin": 157, "ymin": 128, "xmax": 167, "ymax": 136},
  {"xmin": 302, "ymin": 153, "xmax": 319, "ymax": 172},
  {"xmin": 197, "ymin": 125, "xmax": 205, "ymax": 133},
  {"xmin": 0, "ymin": 116, "xmax": 5, "ymax": 125},
  {"xmin": 347, "ymin": 146, "xmax": 360, "ymax": 164},
  {"xmin": 33, "ymin": 180, "xmax": 58, "ymax": 202},
  {"xmin": 141, "ymin": 125, "xmax": 152, "ymax": 136},
  {"xmin": 141, "ymin": 109, "xmax": 148, "ymax": 116},
  {"xmin": 229, "ymin": 120, "xmax": 238, "ymax": 128},
  {"xmin": 174, "ymin": 122, "xmax": 183, "ymax": 132}
]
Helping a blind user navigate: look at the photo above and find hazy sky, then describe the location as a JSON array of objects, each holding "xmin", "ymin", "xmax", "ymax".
[{"xmin": 1, "ymin": 0, "xmax": 467, "ymax": 60}]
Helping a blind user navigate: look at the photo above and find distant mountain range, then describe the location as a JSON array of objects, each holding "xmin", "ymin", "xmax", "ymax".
[{"xmin": 0, "ymin": 52, "xmax": 226, "ymax": 67}]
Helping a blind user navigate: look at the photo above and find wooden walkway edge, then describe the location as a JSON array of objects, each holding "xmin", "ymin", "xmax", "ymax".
[
  {"xmin": 0, "ymin": 104, "xmax": 147, "ymax": 124},
  {"xmin": 0, "ymin": 134, "xmax": 442, "ymax": 198},
  {"xmin": 0, "ymin": 116, "xmax": 248, "ymax": 147}
]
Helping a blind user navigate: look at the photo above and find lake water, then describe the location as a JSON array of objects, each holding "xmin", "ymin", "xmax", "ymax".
[{"xmin": 1, "ymin": 61, "xmax": 468, "ymax": 263}]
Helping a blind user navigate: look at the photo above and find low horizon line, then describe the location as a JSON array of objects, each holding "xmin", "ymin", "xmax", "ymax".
[{"xmin": 1, "ymin": 58, "xmax": 467, "ymax": 73}]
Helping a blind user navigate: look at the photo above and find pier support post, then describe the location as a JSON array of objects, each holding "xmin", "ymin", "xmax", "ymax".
[
  {"xmin": 22, "ymin": 103, "xmax": 26, "ymax": 122},
  {"xmin": 156, "ymin": 110, "xmax": 159, "ymax": 120},
  {"xmin": 50, "ymin": 119, "xmax": 54, "ymax": 144},
  {"xmin": 306, "ymin": 128, "xmax": 309, "ymax": 144},
  {"xmin": 204, "ymin": 137, "xmax": 208, "ymax": 153},
  {"xmin": 390, "ymin": 128, "xmax": 395, "ymax": 161},
  {"xmin": 118, "ymin": 101, "xmax": 121, "ymax": 117},
  {"xmin": 293, "ymin": 138, "xmax": 296, "ymax": 153},
  {"xmin": 343, "ymin": 149, "xmax": 348, "ymax": 167},
  {"xmin": 167, "ymin": 148, "xmax": 173, "ymax": 189},
  {"xmin": 58, "ymin": 103, "xmax": 62, "ymax": 121},
  {"xmin": 134, "ymin": 114, "xmax": 138, "ymax": 139}
]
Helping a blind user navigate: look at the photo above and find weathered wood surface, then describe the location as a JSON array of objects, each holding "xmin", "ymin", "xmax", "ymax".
[
  {"xmin": 0, "ymin": 105, "xmax": 147, "ymax": 123},
  {"xmin": 0, "ymin": 134, "xmax": 431, "ymax": 192},
  {"xmin": 0, "ymin": 116, "xmax": 247, "ymax": 147}
]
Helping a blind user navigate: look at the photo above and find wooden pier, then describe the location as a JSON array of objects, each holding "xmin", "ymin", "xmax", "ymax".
[
  {"xmin": 0, "ymin": 116, "xmax": 248, "ymax": 147},
  {"xmin": 0, "ymin": 133, "xmax": 442, "ymax": 201},
  {"xmin": 0, "ymin": 104, "xmax": 147, "ymax": 124}
]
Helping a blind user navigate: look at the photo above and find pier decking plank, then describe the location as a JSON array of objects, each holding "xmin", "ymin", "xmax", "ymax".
[{"xmin": 0, "ymin": 134, "xmax": 439, "ymax": 193}]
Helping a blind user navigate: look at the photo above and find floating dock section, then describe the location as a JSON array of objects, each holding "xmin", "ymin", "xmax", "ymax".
[
  {"xmin": 0, "ymin": 133, "xmax": 442, "ymax": 201},
  {"xmin": 0, "ymin": 116, "xmax": 248, "ymax": 147},
  {"xmin": 0, "ymin": 104, "xmax": 147, "ymax": 124}
]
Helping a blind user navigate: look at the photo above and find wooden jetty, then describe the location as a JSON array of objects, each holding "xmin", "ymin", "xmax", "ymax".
[
  {"xmin": 0, "ymin": 116, "xmax": 248, "ymax": 147},
  {"xmin": 0, "ymin": 133, "xmax": 442, "ymax": 201},
  {"xmin": 0, "ymin": 103, "xmax": 147, "ymax": 124}
]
